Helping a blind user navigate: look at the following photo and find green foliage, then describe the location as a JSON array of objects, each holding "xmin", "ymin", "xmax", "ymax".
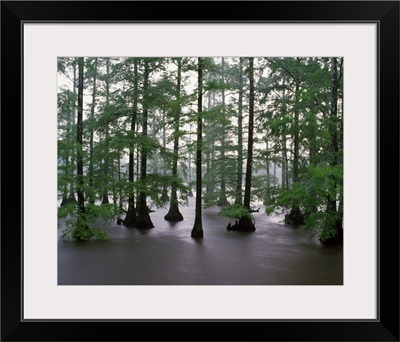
[
  {"xmin": 203, "ymin": 190, "xmax": 220, "ymax": 208},
  {"xmin": 265, "ymin": 205, "xmax": 276, "ymax": 216},
  {"xmin": 302, "ymin": 210, "xmax": 341, "ymax": 241},
  {"xmin": 135, "ymin": 174, "xmax": 189, "ymax": 209},
  {"xmin": 204, "ymin": 79, "xmax": 230, "ymax": 93},
  {"xmin": 266, "ymin": 164, "xmax": 343, "ymax": 240},
  {"xmin": 70, "ymin": 216, "xmax": 94, "ymax": 241},
  {"xmin": 58, "ymin": 202, "xmax": 77, "ymax": 222},
  {"xmin": 276, "ymin": 182, "xmax": 308, "ymax": 208},
  {"xmin": 86, "ymin": 203, "xmax": 120, "ymax": 222},
  {"xmin": 219, "ymin": 204, "xmax": 252, "ymax": 219},
  {"xmin": 58, "ymin": 203, "xmax": 110, "ymax": 241}
]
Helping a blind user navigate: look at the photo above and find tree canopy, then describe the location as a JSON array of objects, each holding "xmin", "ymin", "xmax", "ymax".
[{"xmin": 58, "ymin": 57, "xmax": 343, "ymax": 244}]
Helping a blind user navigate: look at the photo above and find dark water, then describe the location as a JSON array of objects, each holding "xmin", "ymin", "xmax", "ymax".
[{"xmin": 58, "ymin": 198, "xmax": 343, "ymax": 285}]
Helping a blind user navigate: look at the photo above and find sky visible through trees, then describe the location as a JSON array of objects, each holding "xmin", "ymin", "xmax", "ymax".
[{"xmin": 58, "ymin": 56, "xmax": 343, "ymax": 245}]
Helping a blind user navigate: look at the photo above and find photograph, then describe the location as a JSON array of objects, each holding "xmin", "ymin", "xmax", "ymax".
[
  {"xmin": 57, "ymin": 56, "xmax": 343, "ymax": 285},
  {"xmin": 2, "ymin": 0, "xmax": 398, "ymax": 340}
]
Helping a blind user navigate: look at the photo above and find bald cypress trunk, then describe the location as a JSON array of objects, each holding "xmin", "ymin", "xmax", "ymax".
[
  {"xmin": 68, "ymin": 62, "xmax": 77, "ymax": 203},
  {"xmin": 281, "ymin": 84, "xmax": 289, "ymax": 190},
  {"xmin": 263, "ymin": 141, "xmax": 270, "ymax": 205},
  {"xmin": 61, "ymin": 90, "xmax": 75, "ymax": 206},
  {"xmin": 191, "ymin": 57, "xmax": 204, "ymax": 238},
  {"xmin": 243, "ymin": 57, "xmax": 254, "ymax": 212},
  {"xmin": 160, "ymin": 110, "xmax": 169, "ymax": 204},
  {"xmin": 135, "ymin": 60, "xmax": 154, "ymax": 229},
  {"xmin": 72, "ymin": 57, "xmax": 91, "ymax": 239},
  {"xmin": 101, "ymin": 58, "xmax": 111, "ymax": 205},
  {"xmin": 88, "ymin": 57, "xmax": 98, "ymax": 204},
  {"xmin": 76, "ymin": 58, "xmax": 85, "ymax": 215},
  {"xmin": 187, "ymin": 124, "xmax": 193, "ymax": 197},
  {"xmin": 231, "ymin": 57, "xmax": 256, "ymax": 232},
  {"xmin": 124, "ymin": 59, "xmax": 139, "ymax": 227},
  {"xmin": 204, "ymin": 73, "xmax": 215, "ymax": 206},
  {"xmin": 235, "ymin": 57, "xmax": 244, "ymax": 205},
  {"xmin": 281, "ymin": 132, "xmax": 287, "ymax": 190},
  {"xmin": 165, "ymin": 58, "xmax": 183, "ymax": 221},
  {"xmin": 217, "ymin": 57, "xmax": 229, "ymax": 207},
  {"xmin": 285, "ymin": 80, "xmax": 305, "ymax": 225}
]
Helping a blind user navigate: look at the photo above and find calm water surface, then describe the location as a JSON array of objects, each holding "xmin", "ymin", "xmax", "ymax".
[{"xmin": 58, "ymin": 198, "xmax": 343, "ymax": 285}]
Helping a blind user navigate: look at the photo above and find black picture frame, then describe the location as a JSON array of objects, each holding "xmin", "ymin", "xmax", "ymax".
[{"xmin": 1, "ymin": 1, "xmax": 399, "ymax": 341}]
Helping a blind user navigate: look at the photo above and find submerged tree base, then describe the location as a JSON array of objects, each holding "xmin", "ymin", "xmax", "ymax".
[
  {"xmin": 219, "ymin": 204, "xmax": 256, "ymax": 232},
  {"xmin": 227, "ymin": 216, "xmax": 256, "ymax": 232},
  {"xmin": 134, "ymin": 209, "xmax": 154, "ymax": 229},
  {"xmin": 134, "ymin": 220, "xmax": 154, "ymax": 229},
  {"xmin": 164, "ymin": 206, "xmax": 183, "ymax": 222},
  {"xmin": 123, "ymin": 208, "xmax": 137, "ymax": 228},
  {"xmin": 285, "ymin": 207, "xmax": 305, "ymax": 226},
  {"xmin": 191, "ymin": 224, "xmax": 203, "ymax": 238}
]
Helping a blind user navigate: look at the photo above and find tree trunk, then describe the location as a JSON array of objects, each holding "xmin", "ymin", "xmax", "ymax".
[
  {"xmin": 281, "ymin": 86, "xmax": 288, "ymax": 190},
  {"xmin": 286, "ymin": 80, "xmax": 305, "ymax": 225},
  {"xmin": 117, "ymin": 150, "xmax": 123, "ymax": 211},
  {"xmin": 123, "ymin": 59, "xmax": 138, "ymax": 227},
  {"xmin": 160, "ymin": 111, "xmax": 169, "ymax": 204},
  {"xmin": 323, "ymin": 57, "xmax": 343, "ymax": 245},
  {"xmin": 243, "ymin": 57, "xmax": 254, "ymax": 211},
  {"xmin": 89, "ymin": 57, "xmax": 97, "ymax": 204},
  {"xmin": 293, "ymin": 82, "xmax": 300, "ymax": 183},
  {"xmin": 61, "ymin": 90, "xmax": 75, "ymax": 206},
  {"xmin": 263, "ymin": 141, "xmax": 270, "ymax": 205},
  {"xmin": 281, "ymin": 140, "xmax": 287, "ymax": 189},
  {"xmin": 165, "ymin": 58, "xmax": 183, "ymax": 221},
  {"xmin": 217, "ymin": 57, "xmax": 229, "ymax": 207},
  {"xmin": 135, "ymin": 60, "xmax": 154, "ymax": 229},
  {"xmin": 136, "ymin": 127, "xmax": 140, "ymax": 209},
  {"xmin": 305, "ymin": 108, "xmax": 318, "ymax": 218},
  {"xmin": 309, "ymin": 108, "xmax": 317, "ymax": 166},
  {"xmin": 191, "ymin": 57, "xmax": 204, "ymax": 238},
  {"xmin": 112, "ymin": 162, "xmax": 117, "ymax": 207},
  {"xmin": 204, "ymin": 76, "xmax": 215, "ymax": 206},
  {"xmin": 205, "ymin": 72, "xmax": 212, "ymax": 200},
  {"xmin": 187, "ymin": 124, "xmax": 193, "ymax": 197},
  {"xmin": 60, "ymin": 156, "xmax": 69, "ymax": 206},
  {"xmin": 76, "ymin": 58, "xmax": 85, "ymax": 214},
  {"xmin": 68, "ymin": 62, "xmax": 77, "ymax": 203},
  {"xmin": 101, "ymin": 58, "xmax": 111, "ymax": 204},
  {"xmin": 234, "ymin": 57, "xmax": 256, "ymax": 232},
  {"xmin": 73, "ymin": 57, "xmax": 91, "ymax": 239},
  {"xmin": 235, "ymin": 57, "xmax": 244, "ymax": 205}
]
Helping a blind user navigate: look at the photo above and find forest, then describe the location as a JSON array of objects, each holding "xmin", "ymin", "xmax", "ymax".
[{"xmin": 58, "ymin": 56, "xmax": 343, "ymax": 246}]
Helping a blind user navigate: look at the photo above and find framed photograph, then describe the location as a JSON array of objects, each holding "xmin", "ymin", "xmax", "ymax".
[{"xmin": 2, "ymin": 1, "xmax": 398, "ymax": 341}]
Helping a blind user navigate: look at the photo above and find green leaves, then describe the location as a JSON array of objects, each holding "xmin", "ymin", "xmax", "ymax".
[
  {"xmin": 265, "ymin": 163, "xmax": 343, "ymax": 240},
  {"xmin": 58, "ymin": 203, "xmax": 110, "ymax": 241},
  {"xmin": 302, "ymin": 211, "xmax": 337, "ymax": 240},
  {"xmin": 219, "ymin": 204, "xmax": 252, "ymax": 220}
]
